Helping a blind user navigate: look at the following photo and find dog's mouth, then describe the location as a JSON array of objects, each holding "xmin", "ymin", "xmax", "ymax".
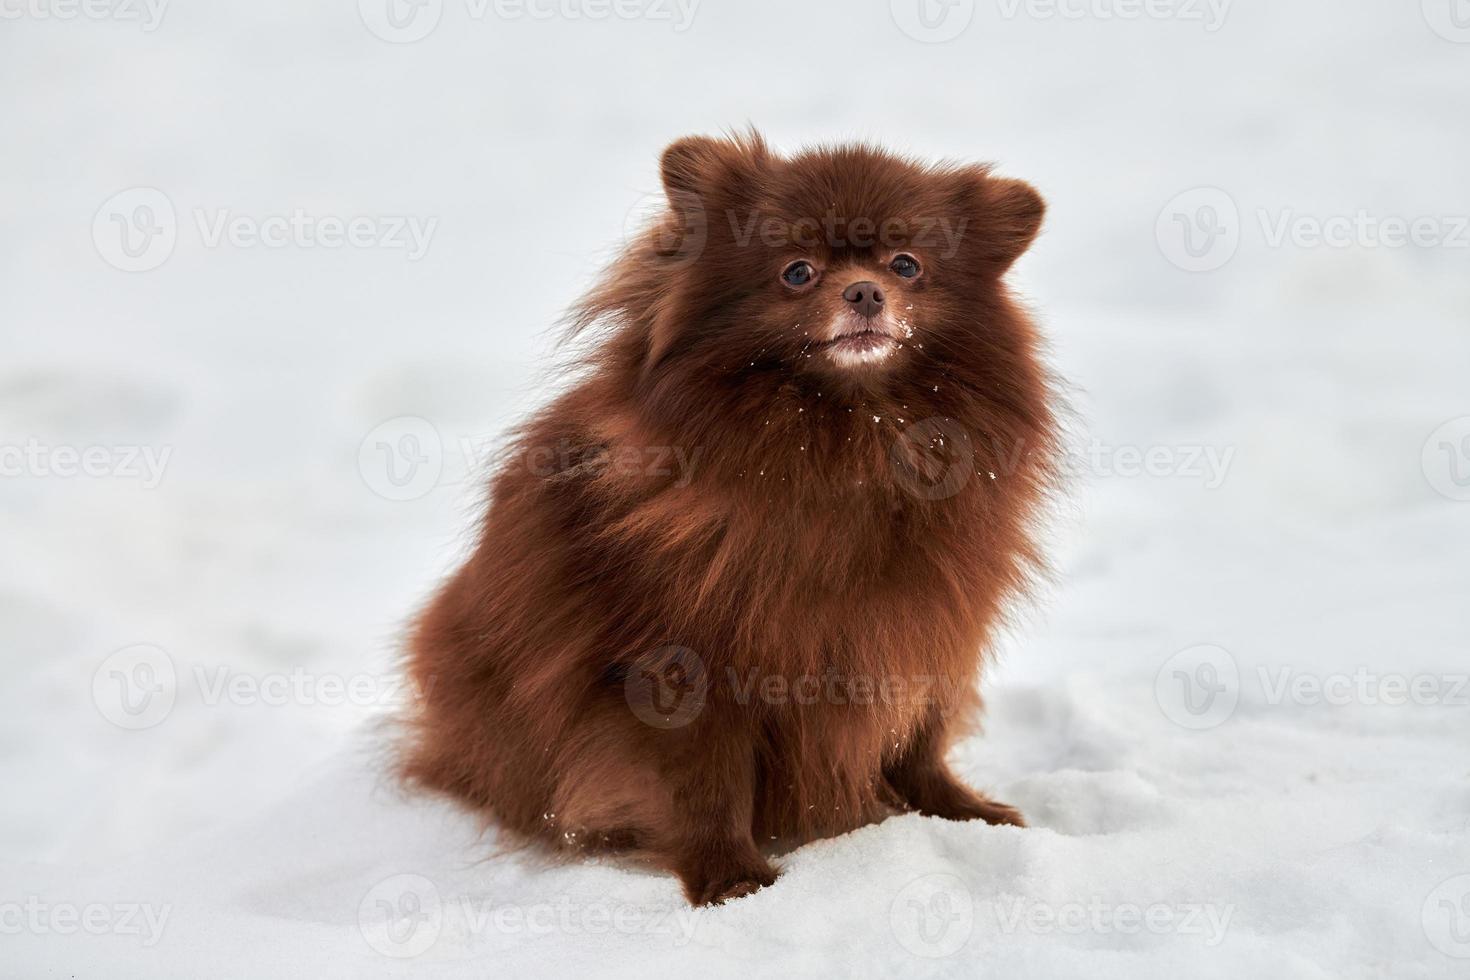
[{"xmin": 818, "ymin": 315, "xmax": 904, "ymax": 366}]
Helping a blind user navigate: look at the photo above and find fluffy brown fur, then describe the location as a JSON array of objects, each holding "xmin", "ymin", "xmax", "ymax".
[{"xmin": 401, "ymin": 131, "xmax": 1059, "ymax": 906}]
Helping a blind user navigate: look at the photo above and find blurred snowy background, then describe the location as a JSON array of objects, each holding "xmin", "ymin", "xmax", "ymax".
[{"xmin": 3, "ymin": 0, "xmax": 1469, "ymax": 976}]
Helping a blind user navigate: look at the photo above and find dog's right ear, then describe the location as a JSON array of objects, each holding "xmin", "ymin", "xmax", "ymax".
[
  {"xmin": 659, "ymin": 136, "xmax": 721, "ymax": 202},
  {"xmin": 659, "ymin": 131, "xmax": 769, "ymax": 211},
  {"xmin": 640, "ymin": 132, "xmax": 770, "ymax": 375}
]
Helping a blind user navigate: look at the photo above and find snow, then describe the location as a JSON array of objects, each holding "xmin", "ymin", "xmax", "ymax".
[{"xmin": 3, "ymin": 1, "xmax": 1469, "ymax": 977}]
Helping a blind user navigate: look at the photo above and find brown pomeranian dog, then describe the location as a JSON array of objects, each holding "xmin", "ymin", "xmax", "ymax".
[{"xmin": 402, "ymin": 131, "xmax": 1059, "ymax": 905}]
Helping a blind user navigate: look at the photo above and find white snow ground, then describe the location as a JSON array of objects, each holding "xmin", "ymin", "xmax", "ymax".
[{"xmin": 3, "ymin": 1, "xmax": 1469, "ymax": 977}]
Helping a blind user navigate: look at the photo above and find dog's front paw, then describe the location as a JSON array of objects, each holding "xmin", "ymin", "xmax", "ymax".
[
  {"xmin": 906, "ymin": 784, "xmax": 1027, "ymax": 827},
  {"xmin": 679, "ymin": 855, "xmax": 779, "ymax": 906},
  {"xmin": 695, "ymin": 874, "xmax": 774, "ymax": 906}
]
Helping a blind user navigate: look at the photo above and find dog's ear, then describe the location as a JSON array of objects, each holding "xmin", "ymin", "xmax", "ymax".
[
  {"xmin": 659, "ymin": 135, "xmax": 722, "ymax": 203},
  {"xmin": 640, "ymin": 133, "xmax": 774, "ymax": 375},
  {"xmin": 659, "ymin": 131, "xmax": 770, "ymax": 212},
  {"xmin": 951, "ymin": 166, "xmax": 1046, "ymax": 271}
]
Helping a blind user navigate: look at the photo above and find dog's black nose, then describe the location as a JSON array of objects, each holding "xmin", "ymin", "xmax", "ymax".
[{"xmin": 842, "ymin": 281, "xmax": 885, "ymax": 318}]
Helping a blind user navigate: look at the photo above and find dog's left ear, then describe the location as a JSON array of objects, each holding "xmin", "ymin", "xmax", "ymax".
[{"xmin": 952, "ymin": 167, "xmax": 1046, "ymax": 271}]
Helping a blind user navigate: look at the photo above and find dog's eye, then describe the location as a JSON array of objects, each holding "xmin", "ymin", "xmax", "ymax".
[
  {"xmin": 890, "ymin": 254, "xmax": 921, "ymax": 278},
  {"xmin": 781, "ymin": 261, "xmax": 816, "ymax": 287}
]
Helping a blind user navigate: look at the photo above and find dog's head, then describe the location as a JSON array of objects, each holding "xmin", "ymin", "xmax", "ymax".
[{"xmin": 585, "ymin": 132, "xmax": 1044, "ymax": 402}]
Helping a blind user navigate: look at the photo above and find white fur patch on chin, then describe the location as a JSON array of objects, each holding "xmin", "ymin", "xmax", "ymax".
[
  {"xmin": 824, "ymin": 311, "xmax": 904, "ymax": 369},
  {"xmin": 827, "ymin": 336, "xmax": 899, "ymax": 369}
]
